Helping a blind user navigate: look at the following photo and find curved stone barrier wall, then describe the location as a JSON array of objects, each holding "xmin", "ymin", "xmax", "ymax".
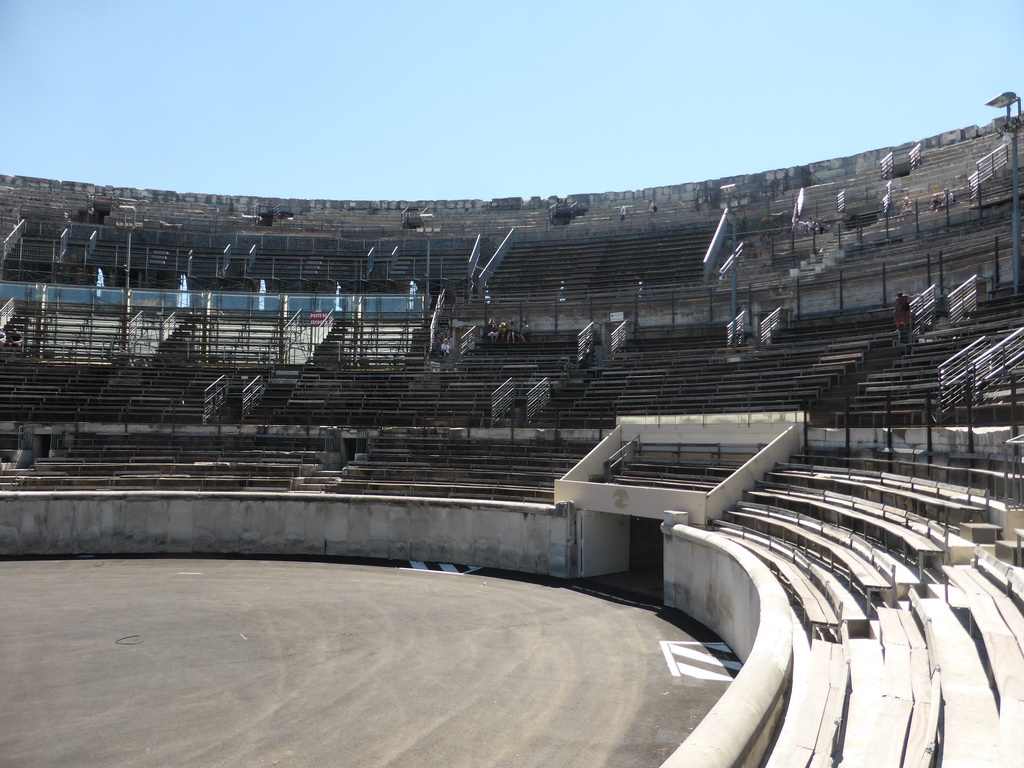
[
  {"xmin": 661, "ymin": 523, "xmax": 793, "ymax": 768},
  {"xmin": 1, "ymin": 490, "xmax": 795, "ymax": 768},
  {"xmin": 0, "ymin": 491, "xmax": 576, "ymax": 577}
]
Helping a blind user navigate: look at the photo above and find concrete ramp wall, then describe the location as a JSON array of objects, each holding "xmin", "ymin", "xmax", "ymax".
[{"xmin": 662, "ymin": 523, "xmax": 793, "ymax": 768}]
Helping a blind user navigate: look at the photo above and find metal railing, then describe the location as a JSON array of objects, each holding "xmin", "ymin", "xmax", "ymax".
[
  {"xmin": 459, "ymin": 326, "xmax": 476, "ymax": 356},
  {"xmin": 910, "ymin": 284, "xmax": 937, "ymax": 336},
  {"xmin": 947, "ymin": 275, "xmax": 982, "ymax": 325},
  {"xmin": 969, "ymin": 144, "xmax": 1010, "ymax": 202},
  {"xmin": 203, "ymin": 375, "xmax": 228, "ymax": 424},
  {"xmin": 490, "ymin": 377, "xmax": 515, "ymax": 425},
  {"xmin": 281, "ymin": 309, "xmax": 304, "ymax": 363},
  {"xmin": 759, "ymin": 307, "xmax": 783, "ymax": 345},
  {"xmin": 609, "ymin": 320, "xmax": 630, "ymax": 355},
  {"xmin": 429, "ymin": 288, "xmax": 446, "ymax": 353},
  {"xmin": 125, "ymin": 311, "xmax": 145, "ymax": 356},
  {"xmin": 939, "ymin": 328, "xmax": 1024, "ymax": 412},
  {"xmin": 909, "ymin": 143, "xmax": 922, "ymax": 171},
  {"xmin": 525, "ymin": 377, "xmax": 551, "ymax": 422},
  {"xmin": 604, "ymin": 437, "xmax": 639, "ymax": 481},
  {"xmin": 880, "ymin": 152, "xmax": 894, "ymax": 179},
  {"xmin": 2, "ymin": 219, "xmax": 26, "ymax": 262},
  {"xmin": 241, "ymin": 375, "xmax": 264, "ymax": 418},
  {"xmin": 727, "ymin": 310, "xmax": 747, "ymax": 347},
  {"xmin": 0, "ymin": 298, "xmax": 14, "ymax": 329},
  {"xmin": 575, "ymin": 321, "xmax": 595, "ymax": 367},
  {"xmin": 971, "ymin": 327, "xmax": 1024, "ymax": 393},
  {"xmin": 939, "ymin": 336, "xmax": 990, "ymax": 412}
]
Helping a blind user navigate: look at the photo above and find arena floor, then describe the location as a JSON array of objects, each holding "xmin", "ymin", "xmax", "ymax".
[{"xmin": 0, "ymin": 556, "xmax": 736, "ymax": 768}]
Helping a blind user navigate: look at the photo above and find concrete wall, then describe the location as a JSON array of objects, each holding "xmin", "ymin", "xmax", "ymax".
[
  {"xmin": 0, "ymin": 461, "xmax": 803, "ymax": 768},
  {"xmin": 661, "ymin": 523, "xmax": 793, "ymax": 768},
  {"xmin": 0, "ymin": 491, "xmax": 577, "ymax": 578}
]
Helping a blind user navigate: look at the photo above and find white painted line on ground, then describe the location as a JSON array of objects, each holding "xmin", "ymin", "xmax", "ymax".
[{"xmin": 660, "ymin": 640, "xmax": 741, "ymax": 681}]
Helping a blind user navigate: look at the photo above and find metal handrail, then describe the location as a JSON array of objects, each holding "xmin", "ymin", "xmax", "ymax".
[
  {"xmin": 972, "ymin": 327, "xmax": 1024, "ymax": 388},
  {"xmin": 970, "ymin": 144, "xmax": 1010, "ymax": 201},
  {"xmin": 609, "ymin": 320, "xmax": 630, "ymax": 355},
  {"xmin": 759, "ymin": 307, "xmax": 783, "ymax": 345},
  {"xmin": 525, "ymin": 377, "xmax": 550, "ymax": 422},
  {"xmin": 429, "ymin": 288, "xmax": 446, "ymax": 353},
  {"xmin": 281, "ymin": 309, "xmax": 304, "ymax": 362},
  {"xmin": 910, "ymin": 284, "xmax": 937, "ymax": 336},
  {"xmin": 909, "ymin": 143, "xmax": 922, "ymax": 171},
  {"xmin": 241, "ymin": 375, "xmax": 264, "ymax": 418},
  {"xmin": 939, "ymin": 336, "xmax": 990, "ymax": 412},
  {"xmin": 947, "ymin": 275, "xmax": 981, "ymax": 325},
  {"xmin": 604, "ymin": 437, "xmax": 639, "ymax": 481},
  {"xmin": 727, "ymin": 310, "xmax": 747, "ymax": 347},
  {"xmin": 880, "ymin": 152, "xmax": 894, "ymax": 179},
  {"xmin": 125, "ymin": 311, "xmax": 145, "ymax": 357},
  {"xmin": 203, "ymin": 375, "xmax": 228, "ymax": 424},
  {"xmin": 459, "ymin": 326, "xmax": 475, "ymax": 356},
  {"xmin": 2, "ymin": 219, "xmax": 26, "ymax": 261},
  {"xmin": 575, "ymin": 321, "xmax": 595, "ymax": 367},
  {"xmin": 490, "ymin": 377, "xmax": 515, "ymax": 425},
  {"xmin": 0, "ymin": 298, "xmax": 14, "ymax": 329}
]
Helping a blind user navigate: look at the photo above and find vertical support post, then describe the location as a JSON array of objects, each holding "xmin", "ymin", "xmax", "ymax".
[
  {"xmin": 926, "ymin": 392, "xmax": 933, "ymax": 455},
  {"xmin": 730, "ymin": 263, "xmax": 737, "ymax": 321},
  {"xmin": 1012, "ymin": 127, "xmax": 1021, "ymax": 294},
  {"xmin": 966, "ymin": 367, "xmax": 975, "ymax": 454},
  {"xmin": 844, "ymin": 397, "xmax": 851, "ymax": 453}
]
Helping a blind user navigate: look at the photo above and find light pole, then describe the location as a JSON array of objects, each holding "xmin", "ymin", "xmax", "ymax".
[{"xmin": 987, "ymin": 91, "xmax": 1022, "ymax": 294}]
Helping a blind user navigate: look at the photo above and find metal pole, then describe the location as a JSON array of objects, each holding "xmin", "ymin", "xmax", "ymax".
[
  {"xmin": 730, "ymin": 263, "xmax": 737, "ymax": 320},
  {"xmin": 1012, "ymin": 128, "xmax": 1021, "ymax": 293},
  {"xmin": 994, "ymin": 236, "xmax": 1001, "ymax": 287}
]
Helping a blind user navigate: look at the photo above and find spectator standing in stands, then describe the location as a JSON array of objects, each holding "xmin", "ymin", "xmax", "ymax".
[
  {"xmin": 893, "ymin": 292, "xmax": 915, "ymax": 342},
  {"xmin": 620, "ymin": 205, "xmax": 627, "ymax": 221}
]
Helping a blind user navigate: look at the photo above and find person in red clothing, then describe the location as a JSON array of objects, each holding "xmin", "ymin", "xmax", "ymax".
[{"xmin": 893, "ymin": 292, "xmax": 915, "ymax": 342}]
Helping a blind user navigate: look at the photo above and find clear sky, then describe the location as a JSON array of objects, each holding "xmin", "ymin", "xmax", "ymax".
[{"xmin": 2, "ymin": 0, "xmax": 1022, "ymax": 203}]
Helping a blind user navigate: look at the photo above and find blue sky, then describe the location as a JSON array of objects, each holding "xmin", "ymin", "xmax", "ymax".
[{"xmin": 2, "ymin": 1, "xmax": 1022, "ymax": 203}]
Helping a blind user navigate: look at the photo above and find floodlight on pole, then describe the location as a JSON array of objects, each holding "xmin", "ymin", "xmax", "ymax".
[{"xmin": 986, "ymin": 91, "xmax": 1022, "ymax": 294}]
